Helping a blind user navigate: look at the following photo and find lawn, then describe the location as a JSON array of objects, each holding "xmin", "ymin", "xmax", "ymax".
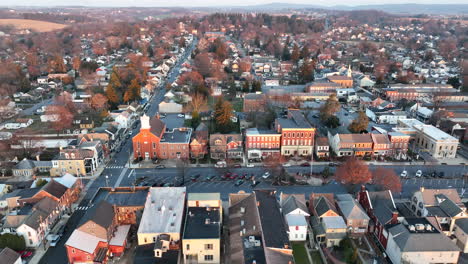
[
  {"xmin": 311, "ymin": 250, "xmax": 323, "ymax": 264},
  {"xmin": 292, "ymin": 242, "xmax": 311, "ymax": 264}
]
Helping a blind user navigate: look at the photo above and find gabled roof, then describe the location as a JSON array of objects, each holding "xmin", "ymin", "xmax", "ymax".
[
  {"xmin": 0, "ymin": 247, "xmax": 21, "ymax": 264},
  {"xmin": 280, "ymin": 194, "xmax": 309, "ymax": 216},
  {"xmin": 42, "ymin": 180, "xmax": 68, "ymax": 200},
  {"xmin": 314, "ymin": 196, "xmax": 338, "ymax": 217},
  {"xmin": 438, "ymin": 197, "xmax": 463, "ymax": 217},
  {"xmin": 336, "ymin": 194, "xmax": 369, "ymax": 221},
  {"xmin": 79, "ymin": 200, "xmax": 115, "ymax": 229},
  {"xmin": 66, "ymin": 229, "xmax": 106, "ymax": 254},
  {"xmin": 149, "ymin": 116, "xmax": 166, "ymax": 137},
  {"xmin": 420, "ymin": 188, "xmax": 462, "ymax": 206}
]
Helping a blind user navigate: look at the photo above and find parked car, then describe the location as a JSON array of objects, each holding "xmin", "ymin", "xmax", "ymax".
[
  {"xmin": 246, "ymin": 163, "xmax": 254, "ymax": 168},
  {"xmin": 262, "ymin": 172, "xmax": 270, "ymax": 179},
  {"xmin": 415, "ymin": 170, "xmax": 422, "ymax": 177},
  {"xmin": 239, "ymin": 173, "xmax": 247, "ymax": 179},
  {"xmin": 400, "ymin": 170, "xmax": 408, "ymax": 178},
  {"xmin": 155, "ymin": 165, "xmax": 165, "ymax": 169},
  {"xmin": 48, "ymin": 234, "xmax": 61, "ymax": 247},
  {"xmin": 230, "ymin": 173, "xmax": 238, "ymax": 180},
  {"xmin": 233, "ymin": 164, "xmax": 241, "ymax": 168},
  {"xmin": 177, "ymin": 114, "xmax": 185, "ymax": 118},
  {"xmin": 163, "ymin": 183, "xmax": 174, "ymax": 187},
  {"xmin": 234, "ymin": 180, "xmax": 244, "ymax": 186},
  {"xmin": 329, "ymin": 162, "xmax": 340, "ymax": 167},
  {"xmin": 190, "ymin": 174, "xmax": 200, "ymax": 181},
  {"xmin": 205, "ymin": 175, "xmax": 215, "ymax": 181},
  {"xmin": 19, "ymin": 251, "xmax": 33, "ymax": 258},
  {"xmin": 283, "ymin": 163, "xmax": 291, "ymax": 167},
  {"xmin": 300, "ymin": 162, "xmax": 311, "ymax": 167}
]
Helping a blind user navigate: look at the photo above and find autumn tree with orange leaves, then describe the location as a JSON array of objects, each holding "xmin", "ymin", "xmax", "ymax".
[
  {"xmin": 372, "ymin": 167, "xmax": 402, "ymax": 193},
  {"xmin": 335, "ymin": 157, "xmax": 372, "ymax": 185},
  {"xmin": 45, "ymin": 105, "xmax": 74, "ymax": 134}
]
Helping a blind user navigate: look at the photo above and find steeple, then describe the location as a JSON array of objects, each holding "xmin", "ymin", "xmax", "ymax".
[
  {"xmin": 141, "ymin": 114, "xmax": 150, "ymax": 130},
  {"xmin": 347, "ymin": 64, "xmax": 352, "ymax": 78}
]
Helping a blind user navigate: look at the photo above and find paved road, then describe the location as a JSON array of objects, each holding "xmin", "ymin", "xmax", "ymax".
[
  {"xmin": 21, "ymin": 98, "xmax": 54, "ymax": 116},
  {"xmin": 39, "ymin": 37, "xmax": 198, "ymax": 264}
]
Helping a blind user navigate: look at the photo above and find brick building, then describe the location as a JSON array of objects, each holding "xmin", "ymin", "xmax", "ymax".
[
  {"xmin": 132, "ymin": 115, "xmax": 192, "ymax": 160},
  {"xmin": 245, "ymin": 128, "xmax": 281, "ymax": 160},
  {"xmin": 327, "ymin": 76, "xmax": 353, "ymax": 88},
  {"xmin": 209, "ymin": 134, "xmax": 243, "ymax": 160},
  {"xmin": 243, "ymin": 93, "xmax": 266, "ymax": 112},
  {"xmin": 275, "ymin": 109, "xmax": 315, "ymax": 157},
  {"xmin": 328, "ymin": 133, "xmax": 373, "ymax": 157}
]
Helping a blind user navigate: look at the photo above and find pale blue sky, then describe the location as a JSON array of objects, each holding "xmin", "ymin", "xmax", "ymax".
[{"xmin": 1, "ymin": 0, "xmax": 467, "ymax": 7}]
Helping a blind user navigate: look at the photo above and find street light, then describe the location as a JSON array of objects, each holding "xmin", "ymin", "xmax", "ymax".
[{"xmin": 105, "ymin": 175, "xmax": 109, "ymax": 188}]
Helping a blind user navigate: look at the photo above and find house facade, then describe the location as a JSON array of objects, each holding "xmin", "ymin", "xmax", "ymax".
[
  {"xmin": 209, "ymin": 134, "xmax": 243, "ymax": 160},
  {"xmin": 328, "ymin": 133, "xmax": 373, "ymax": 157},
  {"xmin": 275, "ymin": 109, "xmax": 315, "ymax": 157},
  {"xmin": 245, "ymin": 128, "xmax": 281, "ymax": 160}
]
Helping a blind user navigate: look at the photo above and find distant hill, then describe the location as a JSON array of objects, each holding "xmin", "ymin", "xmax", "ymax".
[
  {"xmin": 215, "ymin": 2, "xmax": 468, "ymax": 15},
  {"xmin": 0, "ymin": 19, "xmax": 67, "ymax": 32}
]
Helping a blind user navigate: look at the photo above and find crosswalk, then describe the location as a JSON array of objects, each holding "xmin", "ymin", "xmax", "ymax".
[
  {"xmin": 75, "ymin": 206, "xmax": 90, "ymax": 211},
  {"xmin": 107, "ymin": 166, "xmax": 125, "ymax": 169}
]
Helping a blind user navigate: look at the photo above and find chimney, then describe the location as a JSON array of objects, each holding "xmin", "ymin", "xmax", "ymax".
[
  {"xmin": 391, "ymin": 211, "xmax": 398, "ymax": 224},
  {"xmin": 420, "ymin": 187, "xmax": 425, "ymax": 192},
  {"xmin": 36, "ymin": 155, "xmax": 40, "ymax": 161},
  {"xmin": 360, "ymin": 185, "xmax": 366, "ymax": 192}
]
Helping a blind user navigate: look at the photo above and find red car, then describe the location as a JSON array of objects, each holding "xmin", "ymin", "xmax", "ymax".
[
  {"xmin": 300, "ymin": 162, "xmax": 311, "ymax": 167},
  {"xmin": 19, "ymin": 251, "xmax": 33, "ymax": 258},
  {"xmin": 239, "ymin": 173, "xmax": 247, "ymax": 179},
  {"xmin": 230, "ymin": 173, "xmax": 238, "ymax": 180}
]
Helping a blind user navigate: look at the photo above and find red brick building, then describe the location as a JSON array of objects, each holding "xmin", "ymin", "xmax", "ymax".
[
  {"xmin": 388, "ymin": 132, "xmax": 410, "ymax": 159},
  {"xmin": 245, "ymin": 128, "xmax": 281, "ymax": 160},
  {"xmin": 132, "ymin": 115, "xmax": 192, "ymax": 160},
  {"xmin": 275, "ymin": 109, "xmax": 315, "ymax": 157}
]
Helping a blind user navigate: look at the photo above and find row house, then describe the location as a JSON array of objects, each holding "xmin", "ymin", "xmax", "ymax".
[
  {"xmin": 209, "ymin": 133, "xmax": 243, "ymax": 160},
  {"xmin": 335, "ymin": 194, "xmax": 369, "ymax": 236},
  {"xmin": 357, "ymin": 188, "xmax": 398, "ymax": 249},
  {"xmin": 315, "ymin": 137, "xmax": 330, "ymax": 158},
  {"xmin": 228, "ymin": 190, "xmax": 294, "ymax": 264},
  {"xmin": 371, "ymin": 133, "xmax": 391, "ymax": 157},
  {"xmin": 66, "ymin": 201, "xmax": 130, "ymax": 264},
  {"xmin": 50, "ymin": 148, "xmax": 96, "ymax": 177},
  {"xmin": 388, "ymin": 132, "xmax": 411, "ymax": 159},
  {"xmin": 189, "ymin": 123, "xmax": 208, "ymax": 159},
  {"xmin": 275, "ymin": 109, "xmax": 315, "ymax": 157},
  {"xmin": 245, "ymin": 128, "xmax": 281, "ymax": 160},
  {"xmin": 328, "ymin": 133, "xmax": 373, "ymax": 157},
  {"xmin": 182, "ymin": 193, "xmax": 222, "ymax": 263}
]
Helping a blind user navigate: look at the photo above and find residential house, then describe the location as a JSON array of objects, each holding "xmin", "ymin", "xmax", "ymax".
[
  {"xmin": 190, "ymin": 123, "xmax": 209, "ymax": 159},
  {"xmin": 328, "ymin": 132, "xmax": 373, "ymax": 157},
  {"xmin": 275, "ymin": 109, "xmax": 315, "ymax": 157},
  {"xmin": 315, "ymin": 137, "xmax": 330, "ymax": 158},
  {"xmin": 182, "ymin": 193, "xmax": 222, "ymax": 263},
  {"xmin": 17, "ymin": 197, "xmax": 60, "ymax": 248},
  {"xmin": 13, "ymin": 158, "xmax": 52, "ymax": 178},
  {"xmin": 357, "ymin": 188, "xmax": 399, "ymax": 249},
  {"xmin": 409, "ymin": 187, "xmax": 467, "ymax": 234},
  {"xmin": 371, "ymin": 133, "xmax": 391, "ymax": 157},
  {"xmin": 228, "ymin": 190, "xmax": 294, "ymax": 264},
  {"xmin": 209, "ymin": 134, "xmax": 243, "ymax": 160},
  {"xmin": 137, "ymin": 187, "xmax": 186, "ymax": 259},
  {"xmin": 0, "ymin": 247, "xmax": 21, "ymax": 264},
  {"xmin": 336, "ymin": 194, "xmax": 369, "ymax": 236},
  {"xmin": 4, "ymin": 118, "xmax": 33, "ymax": 130},
  {"xmin": 280, "ymin": 193, "xmax": 310, "ymax": 242},
  {"xmin": 245, "ymin": 128, "xmax": 281, "ymax": 160},
  {"xmin": 386, "ymin": 218, "xmax": 460, "ymax": 264},
  {"xmin": 110, "ymin": 110, "xmax": 134, "ymax": 129},
  {"xmin": 73, "ymin": 116, "xmax": 95, "ymax": 129}
]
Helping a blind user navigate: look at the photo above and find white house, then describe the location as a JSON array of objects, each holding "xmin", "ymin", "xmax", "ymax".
[
  {"xmin": 285, "ymin": 214, "xmax": 308, "ymax": 241},
  {"xmin": 159, "ymin": 101, "xmax": 182, "ymax": 114},
  {"xmin": 280, "ymin": 193, "xmax": 310, "ymax": 241},
  {"xmin": 110, "ymin": 110, "xmax": 133, "ymax": 129}
]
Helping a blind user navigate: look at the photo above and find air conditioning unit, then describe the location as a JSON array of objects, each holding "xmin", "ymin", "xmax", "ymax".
[
  {"xmin": 249, "ymin": 236, "xmax": 255, "ymax": 242},
  {"xmin": 254, "ymin": 240, "xmax": 261, "ymax": 247}
]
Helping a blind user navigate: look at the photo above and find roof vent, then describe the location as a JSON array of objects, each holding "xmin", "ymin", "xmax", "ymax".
[
  {"xmin": 240, "ymin": 207, "xmax": 245, "ymax": 214},
  {"xmin": 409, "ymin": 225, "xmax": 416, "ymax": 231},
  {"xmin": 426, "ymin": 224, "xmax": 433, "ymax": 231},
  {"xmin": 205, "ymin": 218, "xmax": 211, "ymax": 225}
]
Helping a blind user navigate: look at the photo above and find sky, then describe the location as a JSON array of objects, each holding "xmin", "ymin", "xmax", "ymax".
[{"xmin": 1, "ymin": 0, "xmax": 467, "ymax": 7}]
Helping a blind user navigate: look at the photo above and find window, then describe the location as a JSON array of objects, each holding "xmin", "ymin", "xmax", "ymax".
[
  {"xmin": 29, "ymin": 239, "xmax": 33, "ymax": 244},
  {"xmin": 153, "ymin": 143, "xmax": 156, "ymax": 148},
  {"xmin": 153, "ymin": 237, "xmax": 156, "ymax": 242},
  {"xmin": 204, "ymin": 255, "xmax": 214, "ymax": 261},
  {"xmin": 87, "ymin": 256, "xmax": 91, "ymax": 260},
  {"xmin": 186, "ymin": 244, "xmax": 190, "ymax": 250},
  {"xmin": 72, "ymin": 249, "xmax": 75, "ymax": 253},
  {"xmin": 205, "ymin": 244, "xmax": 214, "ymax": 250}
]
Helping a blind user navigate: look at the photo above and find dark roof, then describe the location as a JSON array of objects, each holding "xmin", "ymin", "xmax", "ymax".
[
  {"xmin": 42, "ymin": 180, "xmax": 68, "ymax": 199},
  {"xmin": 277, "ymin": 109, "xmax": 312, "ymax": 129},
  {"xmin": 0, "ymin": 247, "xmax": 20, "ymax": 264},
  {"xmin": 254, "ymin": 190, "xmax": 290, "ymax": 249},
  {"xmin": 134, "ymin": 244, "xmax": 179, "ymax": 264},
  {"xmin": 93, "ymin": 247, "xmax": 108, "ymax": 262},
  {"xmin": 183, "ymin": 207, "xmax": 221, "ymax": 239},
  {"xmin": 150, "ymin": 116, "xmax": 166, "ymax": 137},
  {"xmin": 439, "ymin": 198, "xmax": 463, "ymax": 217},
  {"xmin": 80, "ymin": 200, "xmax": 115, "ymax": 229},
  {"xmin": 281, "ymin": 195, "xmax": 308, "ymax": 215},
  {"xmin": 243, "ymin": 236, "xmax": 266, "ymax": 264},
  {"xmin": 105, "ymin": 189, "xmax": 148, "ymax": 207},
  {"xmin": 315, "ymin": 196, "xmax": 336, "ymax": 217},
  {"xmin": 455, "ymin": 218, "xmax": 468, "ymax": 233},
  {"xmin": 17, "ymin": 187, "xmax": 41, "ymax": 199}
]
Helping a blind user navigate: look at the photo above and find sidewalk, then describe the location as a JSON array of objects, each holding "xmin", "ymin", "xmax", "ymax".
[{"xmin": 28, "ymin": 166, "xmax": 103, "ymax": 264}]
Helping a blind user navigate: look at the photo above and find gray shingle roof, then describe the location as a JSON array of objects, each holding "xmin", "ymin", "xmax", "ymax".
[
  {"xmin": 455, "ymin": 218, "xmax": 468, "ymax": 233},
  {"xmin": 439, "ymin": 198, "xmax": 463, "ymax": 217},
  {"xmin": 281, "ymin": 194, "xmax": 309, "ymax": 216}
]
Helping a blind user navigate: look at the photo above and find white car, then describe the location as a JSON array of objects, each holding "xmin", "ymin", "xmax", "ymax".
[
  {"xmin": 262, "ymin": 172, "xmax": 270, "ymax": 179},
  {"xmin": 48, "ymin": 234, "xmax": 60, "ymax": 247},
  {"xmin": 283, "ymin": 163, "xmax": 291, "ymax": 167},
  {"xmin": 246, "ymin": 163, "xmax": 254, "ymax": 168},
  {"xmin": 177, "ymin": 114, "xmax": 185, "ymax": 118},
  {"xmin": 415, "ymin": 170, "xmax": 422, "ymax": 177},
  {"xmin": 400, "ymin": 170, "xmax": 408, "ymax": 178}
]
